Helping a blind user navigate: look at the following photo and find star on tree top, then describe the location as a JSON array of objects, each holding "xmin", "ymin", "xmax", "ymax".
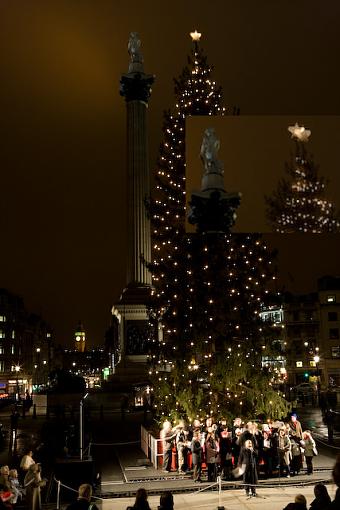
[
  {"xmin": 190, "ymin": 30, "xmax": 202, "ymax": 41},
  {"xmin": 288, "ymin": 123, "xmax": 311, "ymax": 142}
]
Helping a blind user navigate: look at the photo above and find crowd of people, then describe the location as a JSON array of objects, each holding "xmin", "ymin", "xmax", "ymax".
[
  {"xmin": 54, "ymin": 453, "xmax": 340, "ymax": 510},
  {"xmin": 126, "ymin": 453, "xmax": 339, "ymax": 509},
  {"xmin": 0, "ymin": 450, "xmax": 46, "ymax": 510},
  {"xmin": 160, "ymin": 414, "xmax": 319, "ymax": 493},
  {"xmin": 282, "ymin": 453, "xmax": 340, "ymax": 509}
]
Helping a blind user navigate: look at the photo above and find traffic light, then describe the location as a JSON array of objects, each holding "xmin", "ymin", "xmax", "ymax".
[{"xmin": 304, "ymin": 372, "xmax": 309, "ymax": 378}]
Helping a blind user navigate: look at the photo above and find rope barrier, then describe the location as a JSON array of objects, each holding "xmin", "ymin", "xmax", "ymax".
[
  {"xmin": 314, "ymin": 434, "xmax": 340, "ymax": 450},
  {"xmin": 90, "ymin": 441, "xmax": 140, "ymax": 446},
  {"xmin": 54, "ymin": 477, "xmax": 106, "ymax": 508},
  {"xmin": 190, "ymin": 476, "xmax": 334, "ymax": 495}
]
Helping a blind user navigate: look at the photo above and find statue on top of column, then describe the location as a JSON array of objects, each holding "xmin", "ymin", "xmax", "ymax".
[
  {"xmin": 200, "ymin": 127, "xmax": 224, "ymax": 176},
  {"xmin": 128, "ymin": 32, "xmax": 144, "ymax": 72}
]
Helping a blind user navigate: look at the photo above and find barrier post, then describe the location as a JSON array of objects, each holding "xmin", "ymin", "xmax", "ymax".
[
  {"xmin": 56, "ymin": 480, "xmax": 61, "ymax": 510},
  {"xmin": 217, "ymin": 475, "xmax": 224, "ymax": 510}
]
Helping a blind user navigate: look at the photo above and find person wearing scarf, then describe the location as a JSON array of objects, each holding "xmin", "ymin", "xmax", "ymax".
[{"xmin": 24, "ymin": 464, "xmax": 46, "ymax": 510}]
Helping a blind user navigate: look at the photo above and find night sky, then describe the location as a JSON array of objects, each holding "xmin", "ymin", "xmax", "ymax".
[{"xmin": 1, "ymin": 1, "xmax": 340, "ymax": 346}]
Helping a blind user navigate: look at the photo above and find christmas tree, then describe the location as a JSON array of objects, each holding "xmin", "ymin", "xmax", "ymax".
[
  {"xmin": 266, "ymin": 123, "xmax": 340, "ymax": 233},
  {"xmin": 147, "ymin": 32, "xmax": 289, "ymax": 423}
]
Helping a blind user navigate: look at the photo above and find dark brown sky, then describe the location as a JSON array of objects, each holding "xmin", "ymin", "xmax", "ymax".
[{"xmin": 1, "ymin": 1, "xmax": 340, "ymax": 346}]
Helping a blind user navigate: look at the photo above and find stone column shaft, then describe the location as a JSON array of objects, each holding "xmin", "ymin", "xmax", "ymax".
[{"xmin": 126, "ymin": 100, "xmax": 151, "ymax": 286}]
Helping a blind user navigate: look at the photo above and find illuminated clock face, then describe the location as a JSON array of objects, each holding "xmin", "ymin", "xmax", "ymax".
[{"xmin": 76, "ymin": 335, "xmax": 81, "ymax": 341}]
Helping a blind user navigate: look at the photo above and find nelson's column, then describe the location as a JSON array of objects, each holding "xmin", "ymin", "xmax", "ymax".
[{"xmin": 110, "ymin": 33, "xmax": 154, "ymax": 382}]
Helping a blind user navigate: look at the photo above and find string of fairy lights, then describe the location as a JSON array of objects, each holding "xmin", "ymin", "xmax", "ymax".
[
  {"xmin": 268, "ymin": 125, "xmax": 340, "ymax": 233},
  {"xmin": 146, "ymin": 32, "xmax": 289, "ymax": 422}
]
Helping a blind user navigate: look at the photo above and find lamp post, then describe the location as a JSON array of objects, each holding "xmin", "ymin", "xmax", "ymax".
[
  {"xmin": 35, "ymin": 348, "xmax": 41, "ymax": 388},
  {"xmin": 14, "ymin": 365, "xmax": 20, "ymax": 401},
  {"xmin": 314, "ymin": 354, "xmax": 321, "ymax": 404},
  {"xmin": 79, "ymin": 392, "xmax": 89, "ymax": 461}
]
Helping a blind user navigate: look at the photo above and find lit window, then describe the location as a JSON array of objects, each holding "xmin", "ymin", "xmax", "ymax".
[
  {"xmin": 310, "ymin": 361, "xmax": 316, "ymax": 367},
  {"xmin": 0, "ymin": 361, "xmax": 4, "ymax": 372},
  {"xmin": 0, "ymin": 316, "xmax": 6, "ymax": 322},
  {"xmin": 11, "ymin": 331, "xmax": 15, "ymax": 339},
  {"xmin": 0, "ymin": 331, "xmax": 5, "ymax": 339},
  {"xmin": 331, "ymin": 346, "xmax": 340, "ymax": 358},
  {"xmin": 296, "ymin": 361, "xmax": 303, "ymax": 367},
  {"xmin": 0, "ymin": 346, "xmax": 4, "ymax": 354},
  {"xmin": 11, "ymin": 345, "xmax": 15, "ymax": 355},
  {"xmin": 46, "ymin": 333, "xmax": 51, "ymax": 338},
  {"xmin": 327, "ymin": 295, "xmax": 336, "ymax": 303}
]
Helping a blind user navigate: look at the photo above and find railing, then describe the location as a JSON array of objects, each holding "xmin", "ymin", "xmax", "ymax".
[
  {"xmin": 140, "ymin": 425, "xmax": 163, "ymax": 469},
  {"xmin": 140, "ymin": 425, "xmax": 149, "ymax": 458}
]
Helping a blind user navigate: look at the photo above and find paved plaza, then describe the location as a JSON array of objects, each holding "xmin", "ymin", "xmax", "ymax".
[{"xmin": 98, "ymin": 484, "xmax": 339, "ymax": 510}]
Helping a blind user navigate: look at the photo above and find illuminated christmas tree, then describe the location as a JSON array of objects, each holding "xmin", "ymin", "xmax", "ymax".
[
  {"xmin": 266, "ymin": 123, "xmax": 340, "ymax": 233},
  {"xmin": 147, "ymin": 32, "xmax": 289, "ymax": 423}
]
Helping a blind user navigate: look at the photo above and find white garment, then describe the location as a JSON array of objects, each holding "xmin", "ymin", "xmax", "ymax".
[{"xmin": 20, "ymin": 455, "xmax": 35, "ymax": 470}]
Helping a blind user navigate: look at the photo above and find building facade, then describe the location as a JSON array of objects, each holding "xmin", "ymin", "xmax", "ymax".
[
  {"xmin": 0, "ymin": 288, "xmax": 53, "ymax": 397},
  {"xmin": 318, "ymin": 276, "xmax": 340, "ymax": 386},
  {"xmin": 261, "ymin": 276, "xmax": 340, "ymax": 390}
]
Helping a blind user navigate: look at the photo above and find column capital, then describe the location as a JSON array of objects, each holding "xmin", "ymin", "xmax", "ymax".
[{"xmin": 120, "ymin": 72, "xmax": 154, "ymax": 103}]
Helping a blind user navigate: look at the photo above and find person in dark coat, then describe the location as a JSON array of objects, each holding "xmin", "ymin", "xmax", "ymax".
[
  {"xmin": 191, "ymin": 431, "xmax": 203, "ymax": 482},
  {"xmin": 324, "ymin": 409, "xmax": 336, "ymax": 445},
  {"xmin": 329, "ymin": 454, "xmax": 340, "ymax": 509},
  {"xmin": 240, "ymin": 422, "xmax": 259, "ymax": 454},
  {"xmin": 290, "ymin": 436, "xmax": 303, "ymax": 476},
  {"xmin": 238, "ymin": 439, "xmax": 258, "ymax": 498},
  {"xmin": 66, "ymin": 484, "xmax": 99, "ymax": 510},
  {"xmin": 205, "ymin": 429, "xmax": 217, "ymax": 482},
  {"xmin": 283, "ymin": 494, "xmax": 307, "ymax": 510},
  {"xmin": 309, "ymin": 483, "xmax": 331, "ymax": 510},
  {"xmin": 218, "ymin": 427, "xmax": 233, "ymax": 480},
  {"xmin": 261, "ymin": 429, "xmax": 274, "ymax": 478},
  {"xmin": 10, "ymin": 408, "xmax": 20, "ymax": 433},
  {"xmin": 129, "ymin": 488, "xmax": 151, "ymax": 510},
  {"xmin": 158, "ymin": 491, "xmax": 174, "ymax": 510},
  {"xmin": 231, "ymin": 428, "xmax": 242, "ymax": 468}
]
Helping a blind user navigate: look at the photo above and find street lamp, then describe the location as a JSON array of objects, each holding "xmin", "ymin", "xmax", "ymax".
[
  {"xmin": 80, "ymin": 392, "xmax": 89, "ymax": 461},
  {"xmin": 35, "ymin": 348, "xmax": 41, "ymax": 387},
  {"xmin": 14, "ymin": 365, "xmax": 20, "ymax": 401},
  {"xmin": 314, "ymin": 355, "xmax": 321, "ymax": 403}
]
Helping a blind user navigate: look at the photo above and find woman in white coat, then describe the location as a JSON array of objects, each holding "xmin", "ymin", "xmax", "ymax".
[
  {"xmin": 301, "ymin": 430, "xmax": 317, "ymax": 474},
  {"xmin": 24, "ymin": 464, "xmax": 46, "ymax": 510}
]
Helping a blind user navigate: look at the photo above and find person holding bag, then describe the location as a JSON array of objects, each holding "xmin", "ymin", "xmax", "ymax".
[
  {"xmin": 24, "ymin": 464, "xmax": 46, "ymax": 510},
  {"xmin": 301, "ymin": 430, "xmax": 317, "ymax": 475}
]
